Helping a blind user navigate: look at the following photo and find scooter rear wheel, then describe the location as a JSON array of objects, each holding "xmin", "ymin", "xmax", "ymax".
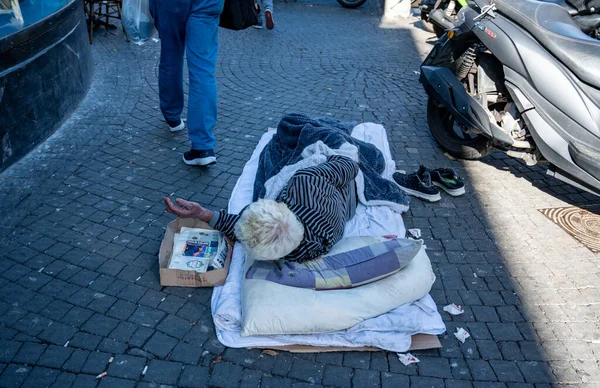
[
  {"xmin": 337, "ymin": 0, "xmax": 367, "ymax": 8},
  {"xmin": 427, "ymin": 98, "xmax": 494, "ymax": 160}
]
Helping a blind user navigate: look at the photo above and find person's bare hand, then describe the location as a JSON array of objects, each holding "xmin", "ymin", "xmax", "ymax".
[{"xmin": 164, "ymin": 197, "xmax": 211, "ymax": 222}]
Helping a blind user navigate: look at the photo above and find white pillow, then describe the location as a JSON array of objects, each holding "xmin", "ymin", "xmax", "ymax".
[{"xmin": 240, "ymin": 246, "xmax": 435, "ymax": 336}]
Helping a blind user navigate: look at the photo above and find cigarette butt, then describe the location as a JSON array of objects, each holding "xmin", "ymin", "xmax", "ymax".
[
  {"xmin": 136, "ymin": 276, "xmax": 141, "ymax": 281},
  {"xmin": 108, "ymin": 357, "xmax": 114, "ymax": 363},
  {"xmin": 63, "ymin": 341, "xmax": 69, "ymax": 348},
  {"xmin": 160, "ymin": 297, "xmax": 166, "ymax": 302},
  {"xmin": 38, "ymin": 267, "xmax": 44, "ymax": 273},
  {"xmin": 95, "ymin": 372, "xmax": 107, "ymax": 379},
  {"xmin": 142, "ymin": 365, "xmax": 148, "ymax": 375}
]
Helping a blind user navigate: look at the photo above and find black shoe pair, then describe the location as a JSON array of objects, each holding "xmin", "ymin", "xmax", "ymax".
[{"xmin": 393, "ymin": 166, "xmax": 465, "ymax": 202}]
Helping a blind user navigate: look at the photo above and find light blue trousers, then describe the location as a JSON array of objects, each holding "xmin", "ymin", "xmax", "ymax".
[{"xmin": 150, "ymin": 0, "xmax": 224, "ymax": 151}]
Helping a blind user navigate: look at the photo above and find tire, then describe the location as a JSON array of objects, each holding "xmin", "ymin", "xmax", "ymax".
[
  {"xmin": 421, "ymin": 14, "xmax": 436, "ymax": 33},
  {"xmin": 337, "ymin": 0, "xmax": 367, "ymax": 8},
  {"xmin": 427, "ymin": 98, "xmax": 494, "ymax": 160}
]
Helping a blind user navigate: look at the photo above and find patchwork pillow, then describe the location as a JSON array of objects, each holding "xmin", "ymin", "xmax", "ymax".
[{"xmin": 245, "ymin": 237, "xmax": 422, "ymax": 290}]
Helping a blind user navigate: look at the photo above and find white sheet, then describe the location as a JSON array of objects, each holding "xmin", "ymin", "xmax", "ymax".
[{"xmin": 211, "ymin": 124, "xmax": 446, "ymax": 352}]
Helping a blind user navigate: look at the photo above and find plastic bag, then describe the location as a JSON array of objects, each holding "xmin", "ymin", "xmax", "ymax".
[
  {"xmin": 219, "ymin": 0, "xmax": 258, "ymax": 30},
  {"xmin": 122, "ymin": 0, "xmax": 156, "ymax": 45}
]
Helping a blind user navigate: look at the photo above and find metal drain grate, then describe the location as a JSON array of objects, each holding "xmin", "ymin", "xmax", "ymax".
[{"xmin": 539, "ymin": 204, "xmax": 600, "ymax": 253}]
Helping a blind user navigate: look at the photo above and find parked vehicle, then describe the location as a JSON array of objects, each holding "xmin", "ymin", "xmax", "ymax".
[
  {"xmin": 419, "ymin": 0, "xmax": 468, "ymax": 37},
  {"xmin": 419, "ymin": 0, "xmax": 600, "ymax": 196},
  {"xmin": 337, "ymin": 0, "xmax": 367, "ymax": 8}
]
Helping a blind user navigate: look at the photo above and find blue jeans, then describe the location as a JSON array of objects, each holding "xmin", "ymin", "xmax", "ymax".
[
  {"xmin": 150, "ymin": 0, "xmax": 223, "ymax": 151},
  {"xmin": 258, "ymin": 0, "xmax": 273, "ymax": 14}
]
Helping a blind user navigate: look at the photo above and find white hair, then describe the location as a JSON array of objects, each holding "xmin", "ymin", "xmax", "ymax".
[{"xmin": 234, "ymin": 199, "xmax": 304, "ymax": 261}]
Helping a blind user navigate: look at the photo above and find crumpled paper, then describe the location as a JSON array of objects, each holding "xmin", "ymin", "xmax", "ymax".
[
  {"xmin": 454, "ymin": 327, "xmax": 470, "ymax": 343},
  {"xmin": 443, "ymin": 303, "xmax": 464, "ymax": 315},
  {"xmin": 397, "ymin": 352, "xmax": 420, "ymax": 366}
]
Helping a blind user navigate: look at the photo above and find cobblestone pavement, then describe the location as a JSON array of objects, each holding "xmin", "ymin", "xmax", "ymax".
[{"xmin": 1, "ymin": 2, "xmax": 600, "ymax": 387}]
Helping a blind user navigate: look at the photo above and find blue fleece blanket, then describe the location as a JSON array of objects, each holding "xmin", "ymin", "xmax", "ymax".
[{"xmin": 253, "ymin": 113, "xmax": 410, "ymax": 211}]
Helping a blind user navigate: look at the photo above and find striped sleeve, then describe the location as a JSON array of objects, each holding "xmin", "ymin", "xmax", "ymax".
[
  {"xmin": 295, "ymin": 155, "xmax": 359, "ymax": 188},
  {"xmin": 211, "ymin": 210, "xmax": 240, "ymax": 242}
]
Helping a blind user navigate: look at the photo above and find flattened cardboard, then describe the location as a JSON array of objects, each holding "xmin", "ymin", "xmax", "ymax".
[
  {"xmin": 249, "ymin": 333, "xmax": 441, "ymax": 353},
  {"xmin": 159, "ymin": 218, "xmax": 233, "ymax": 287}
]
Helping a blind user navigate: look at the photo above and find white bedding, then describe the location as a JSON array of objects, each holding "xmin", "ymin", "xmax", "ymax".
[{"xmin": 211, "ymin": 123, "xmax": 446, "ymax": 352}]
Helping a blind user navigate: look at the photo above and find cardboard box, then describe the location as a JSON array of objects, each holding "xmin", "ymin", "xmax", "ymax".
[
  {"xmin": 159, "ymin": 218, "xmax": 233, "ymax": 287},
  {"xmin": 249, "ymin": 333, "xmax": 441, "ymax": 353}
]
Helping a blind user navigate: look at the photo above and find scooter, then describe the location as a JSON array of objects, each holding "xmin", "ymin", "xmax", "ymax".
[
  {"xmin": 419, "ymin": 0, "xmax": 468, "ymax": 37},
  {"xmin": 420, "ymin": 0, "xmax": 600, "ymax": 39},
  {"xmin": 419, "ymin": 0, "xmax": 600, "ymax": 196}
]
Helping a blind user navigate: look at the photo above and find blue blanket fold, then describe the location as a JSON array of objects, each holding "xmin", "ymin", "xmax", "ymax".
[{"xmin": 253, "ymin": 113, "xmax": 410, "ymax": 211}]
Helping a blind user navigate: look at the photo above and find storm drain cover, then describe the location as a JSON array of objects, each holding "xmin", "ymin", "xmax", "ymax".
[{"xmin": 539, "ymin": 204, "xmax": 600, "ymax": 253}]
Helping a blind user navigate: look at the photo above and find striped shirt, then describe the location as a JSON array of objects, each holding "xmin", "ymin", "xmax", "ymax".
[{"xmin": 209, "ymin": 155, "xmax": 360, "ymax": 262}]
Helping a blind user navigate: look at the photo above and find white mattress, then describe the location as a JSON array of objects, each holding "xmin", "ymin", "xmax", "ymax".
[{"xmin": 210, "ymin": 124, "xmax": 445, "ymax": 352}]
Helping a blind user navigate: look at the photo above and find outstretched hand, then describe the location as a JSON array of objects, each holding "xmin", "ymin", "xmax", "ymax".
[{"xmin": 163, "ymin": 197, "xmax": 212, "ymax": 222}]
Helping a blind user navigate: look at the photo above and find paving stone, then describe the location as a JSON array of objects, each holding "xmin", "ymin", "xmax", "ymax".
[
  {"xmin": 287, "ymin": 358, "xmax": 324, "ymax": 384},
  {"xmin": 144, "ymin": 332, "xmax": 177, "ymax": 358},
  {"xmin": 98, "ymin": 338, "xmax": 128, "ymax": 354},
  {"xmin": 517, "ymin": 361, "xmax": 554, "ymax": 383},
  {"xmin": 418, "ymin": 356, "xmax": 452, "ymax": 378},
  {"xmin": 61, "ymin": 306, "xmax": 94, "ymax": 328},
  {"xmin": 50, "ymin": 372, "xmax": 77, "ymax": 388},
  {"xmin": 98, "ymin": 376, "xmax": 136, "ymax": 388},
  {"xmin": 490, "ymin": 360, "xmax": 524, "ymax": 383},
  {"xmin": 107, "ymin": 355, "xmax": 147, "ymax": 379},
  {"xmin": 240, "ymin": 369, "xmax": 263, "ymax": 388},
  {"xmin": 322, "ymin": 365, "xmax": 352, "ymax": 388},
  {"xmin": 466, "ymin": 359, "xmax": 497, "ymax": 381},
  {"xmin": 71, "ymin": 373, "xmax": 99, "ymax": 388},
  {"xmin": 63, "ymin": 349, "xmax": 91, "ymax": 373},
  {"xmin": 381, "ymin": 371, "xmax": 410, "ymax": 388},
  {"xmin": 342, "ymin": 351, "xmax": 370, "ymax": 369},
  {"xmin": 261, "ymin": 375, "xmax": 293, "ymax": 388},
  {"xmin": 128, "ymin": 326, "xmax": 155, "ymax": 348},
  {"xmin": 157, "ymin": 314, "xmax": 193, "ymax": 339},
  {"xmin": 81, "ymin": 351, "xmax": 112, "ymax": 375},
  {"xmin": 20, "ymin": 366, "xmax": 59, "ymax": 388},
  {"xmin": 0, "ymin": 340, "xmax": 22, "ymax": 363},
  {"xmin": 488, "ymin": 323, "xmax": 524, "ymax": 342},
  {"xmin": 143, "ymin": 359, "xmax": 182, "ymax": 385},
  {"xmin": 179, "ymin": 365, "xmax": 210, "ymax": 388},
  {"xmin": 82, "ymin": 314, "xmax": 120, "ymax": 336},
  {"xmin": 37, "ymin": 345, "xmax": 73, "ymax": 369},
  {"xmin": 70, "ymin": 332, "xmax": 103, "ymax": 351},
  {"xmin": 129, "ymin": 306, "xmax": 165, "ymax": 328},
  {"xmin": 208, "ymin": 361, "xmax": 244, "ymax": 388},
  {"xmin": 109, "ymin": 321, "xmax": 138, "ymax": 343},
  {"xmin": 410, "ymin": 376, "xmax": 445, "ymax": 388},
  {"xmin": 0, "ymin": 364, "xmax": 31, "ymax": 388},
  {"xmin": 12, "ymin": 342, "xmax": 46, "ymax": 365},
  {"xmin": 169, "ymin": 342, "xmax": 203, "ymax": 365},
  {"xmin": 352, "ymin": 369, "xmax": 380, "ymax": 388}
]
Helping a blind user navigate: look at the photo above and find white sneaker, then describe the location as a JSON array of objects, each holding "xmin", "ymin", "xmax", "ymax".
[{"xmin": 167, "ymin": 119, "xmax": 185, "ymax": 132}]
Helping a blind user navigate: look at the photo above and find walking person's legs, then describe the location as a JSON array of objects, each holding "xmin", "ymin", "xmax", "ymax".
[
  {"xmin": 150, "ymin": 0, "xmax": 190, "ymax": 132},
  {"xmin": 182, "ymin": 0, "xmax": 224, "ymax": 166},
  {"xmin": 262, "ymin": 0, "xmax": 274, "ymax": 30}
]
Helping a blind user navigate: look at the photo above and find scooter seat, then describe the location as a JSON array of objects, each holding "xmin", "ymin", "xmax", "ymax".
[
  {"xmin": 541, "ymin": 0, "xmax": 578, "ymax": 15},
  {"xmin": 494, "ymin": 0, "xmax": 600, "ymax": 88}
]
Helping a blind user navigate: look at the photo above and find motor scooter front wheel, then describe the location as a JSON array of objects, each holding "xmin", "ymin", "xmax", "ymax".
[
  {"xmin": 337, "ymin": 0, "xmax": 367, "ymax": 8},
  {"xmin": 427, "ymin": 98, "xmax": 494, "ymax": 159}
]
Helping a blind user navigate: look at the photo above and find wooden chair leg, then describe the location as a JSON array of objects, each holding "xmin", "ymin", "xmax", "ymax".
[{"xmin": 88, "ymin": 3, "xmax": 94, "ymax": 43}]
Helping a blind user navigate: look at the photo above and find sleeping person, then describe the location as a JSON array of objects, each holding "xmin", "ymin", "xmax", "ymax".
[{"xmin": 164, "ymin": 155, "xmax": 359, "ymax": 262}]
